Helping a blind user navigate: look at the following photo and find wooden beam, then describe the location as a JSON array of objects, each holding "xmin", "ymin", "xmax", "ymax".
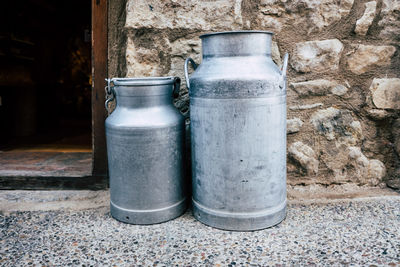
[
  {"xmin": 92, "ymin": 0, "xmax": 108, "ymax": 179},
  {"xmin": 0, "ymin": 175, "xmax": 107, "ymax": 190}
]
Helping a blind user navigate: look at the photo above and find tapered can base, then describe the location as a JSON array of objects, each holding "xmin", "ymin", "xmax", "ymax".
[
  {"xmin": 110, "ymin": 198, "xmax": 187, "ymax": 225},
  {"xmin": 192, "ymin": 199, "xmax": 286, "ymax": 231}
]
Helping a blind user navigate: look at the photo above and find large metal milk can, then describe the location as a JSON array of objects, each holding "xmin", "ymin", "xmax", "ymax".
[
  {"xmin": 105, "ymin": 77, "xmax": 187, "ymax": 224},
  {"xmin": 184, "ymin": 31, "xmax": 289, "ymax": 231}
]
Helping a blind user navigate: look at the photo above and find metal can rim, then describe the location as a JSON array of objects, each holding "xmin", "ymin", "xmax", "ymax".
[
  {"xmin": 200, "ymin": 30, "xmax": 274, "ymax": 38},
  {"xmin": 110, "ymin": 76, "xmax": 178, "ymax": 86}
]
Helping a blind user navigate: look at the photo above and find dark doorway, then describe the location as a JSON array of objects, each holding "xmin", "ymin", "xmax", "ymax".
[{"xmin": 0, "ymin": 1, "xmax": 92, "ymax": 177}]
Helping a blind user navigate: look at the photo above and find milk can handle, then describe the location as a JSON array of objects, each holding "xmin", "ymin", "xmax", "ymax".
[
  {"xmin": 279, "ymin": 53, "xmax": 289, "ymax": 89},
  {"xmin": 172, "ymin": 77, "xmax": 181, "ymax": 97},
  {"xmin": 281, "ymin": 53, "xmax": 289, "ymax": 77},
  {"xmin": 105, "ymin": 78, "xmax": 115, "ymax": 113},
  {"xmin": 184, "ymin": 57, "xmax": 198, "ymax": 90}
]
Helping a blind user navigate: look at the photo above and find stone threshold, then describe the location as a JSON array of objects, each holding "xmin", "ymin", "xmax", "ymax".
[{"xmin": 0, "ymin": 184, "xmax": 398, "ymax": 214}]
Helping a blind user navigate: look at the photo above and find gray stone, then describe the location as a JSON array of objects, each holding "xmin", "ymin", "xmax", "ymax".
[
  {"xmin": 369, "ymin": 78, "xmax": 400, "ymax": 110},
  {"xmin": 271, "ymin": 41, "xmax": 282, "ymax": 66},
  {"xmin": 392, "ymin": 118, "xmax": 400, "ymax": 156},
  {"xmin": 289, "ymin": 103, "xmax": 324, "ymax": 110},
  {"xmin": 291, "ymin": 39, "xmax": 344, "ymax": 73},
  {"xmin": 348, "ymin": 146, "xmax": 369, "ymax": 169},
  {"xmin": 291, "ymin": 80, "xmax": 332, "ymax": 97},
  {"xmin": 379, "ymin": 0, "xmax": 400, "ymax": 39},
  {"xmin": 331, "ymin": 83, "xmax": 349, "ymax": 96},
  {"xmin": 346, "ymin": 45, "xmax": 396, "ymax": 75},
  {"xmin": 260, "ymin": 15, "xmax": 283, "ymax": 33},
  {"xmin": 287, "ymin": 118, "xmax": 303, "ymax": 134},
  {"xmin": 125, "ymin": 36, "xmax": 165, "ymax": 76},
  {"xmin": 173, "ymin": 89, "xmax": 190, "ymax": 116},
  {"xmin": 258, "ymin": 0, "xmax": 354, "ymax": 33},
  {"xmin": 348, "ymin": 147, "xmax": 386, "ymax": 186},
  {"xmin": 290, "ymin": 79, "xmax": 348, "ymax": 98},
  {"xmin": 170, "ymin": 38, "xmax": 202, "ymax": 59},
  {"xmin": 258, "ymin": 0, "xmax": 285, "ymax": 32},
  {"xmin": 387, "ymin": 178, "xmax": 400, "ymax": 189},
  {"xmin": 288, "ymin": 141, "xmax": 319, "ymax": 175},
  {"xmin": 367, "ymin": 159, "xmax": 387, "ymax": 185},
  {"xmin": 125, "ymin": 0, "xmax": 243, "ymax": 30},
  {"xmin": 366, "ymin": 109, "xmax": 391, "ymax": 120},
  {"xmin": 339, "ymin": 0, "xmax": 355, "ymax": 16},
  {"xmin": 259, "ymin": 0, "xmax": 285, "ymax": 17},
  {"xmin": 168, "ymin": 38, "xmax": 202, "ymax": 91},
  {"xmin": 355, "ymin": 1, "xmax": 377, "ymax": 36},
  {"xmin": 323, "ymin": 145, "xmax": 385, "ymax": 186},
  {"xmin": 310, "ymin": 107, "xmax": 340, "ymax": 141},
  {"xmin": 0, "ymin": 190, "xmax": 109, "ymax": 213},
  {"xmin": 310, "ymin": 107, "xmax": 362, "ymax": 143}
]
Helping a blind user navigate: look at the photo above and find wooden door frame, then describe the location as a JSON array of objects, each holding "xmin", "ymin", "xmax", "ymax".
[
  {"xmin": 0, "ymin": 0, "xmax": 108, "ymax": 189},
  {"xmin": 92, "ymin": 0, "xmax": 108, "ymax": 180}
]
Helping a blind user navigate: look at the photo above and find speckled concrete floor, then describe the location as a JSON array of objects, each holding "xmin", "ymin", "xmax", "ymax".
[{"xmin": 0, "ymin": 191, "xmax": 399, "ymax": 266}]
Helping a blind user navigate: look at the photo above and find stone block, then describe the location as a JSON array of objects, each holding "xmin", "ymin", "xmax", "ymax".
[
  {"xmin": 379, "ymin": 0, "xmax": 400, "ymax": 40},
  {"xmin": 170, "ymin": 38, "xmax": 202, "ymax": 59},
  {"xmin": 366, "ymin": 109, "xmax": 391, "ymax": 120},
  {"xmin": 369, "ymin": 78, "xmax": 400, "ymax": 109},
  {"xmin": 291, "ymin": 39, "xmax": 343, "ymax": 73},
  {"xmin": 331, "ymin": 83, "xmax": 349, "ymax": 96},
  {"xmin": 310, "ymin": 107, "xmax": 362, "ymax": 143},
  {"xmin": 287, "ymin": 118, "xmax": 303, "ymax": 134},
  {"xmin": 125, "ymin": 37, "xmax": 164, "ymax": 76},
  {"xmin": 168, "ymin": 38, "xmax": 202, "ymax": 88},
  {"xmin": 347, "ymin": 45, "xmax": 396, "ymax": 74},
  {"xmin": 289, "ymin": 103, "xmax": 324, "ymax": 111},
  {"xmin": 348, "ymin": 147, "xmax": 386, "ymax": 186},
  {"xmin": 392, "ymin": 118, "xmax": 400, "ymax": 156},
  {"xmin": 339, "ymin": 0, "xmax": 355, "ymax": 16},
  {"xmin": 288, "ymin": 142, "xmax": 319, "ymax": 175},
  {"xmin": 355, "ymin": 1, "xmax": 377, "ymax": 36},
  {"xmin": 258, "ymin": 0, "xmax": 354, "ymax": 33},
  {"xmin": 271, "ymin": 41, "xmax": 282, "ymax": 66},
  {"xmin": 290, "ymin": 79, "xmax": 348, "ymax": 98},
  {"xmin": 125, "ymin": 0, "xmax": 243, "ymax": 30}
]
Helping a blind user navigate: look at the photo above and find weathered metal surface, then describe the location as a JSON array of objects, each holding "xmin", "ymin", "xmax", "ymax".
[
  {"xmin": 185, "ymin": 31, "xmax": 289, "ymax": 231},
  {"xmin": 105, "ymin": 77, "xmax": 187, "ymax": 224}
]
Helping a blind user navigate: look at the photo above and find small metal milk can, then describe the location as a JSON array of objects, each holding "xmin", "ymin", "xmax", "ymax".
[
  {"xmin": 105, "ymin": 77, "xmax": 187, "ymax": 224},
  {"xmin": 184, "ymin": 31, "xmax": 289, "ymax": 231}
]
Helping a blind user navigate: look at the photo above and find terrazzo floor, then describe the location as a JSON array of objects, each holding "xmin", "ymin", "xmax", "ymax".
[{"xmin": 0, "ymin": 191, "xmax": 399, "ymax": 266}]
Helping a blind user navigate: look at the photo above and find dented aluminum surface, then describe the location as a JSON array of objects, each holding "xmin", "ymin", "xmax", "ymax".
[
  {"xmin": 185, "ymin": 31, "xmax": 288, "ymax": 231},
  {"xmin": 105, "ymin": 77, "xmax": 187, "ymax": 225}
]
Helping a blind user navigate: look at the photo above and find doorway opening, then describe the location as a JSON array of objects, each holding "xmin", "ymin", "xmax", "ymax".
[{"xmin": 0, "ymin": 0, "xmax": 92, "ymax": 177}]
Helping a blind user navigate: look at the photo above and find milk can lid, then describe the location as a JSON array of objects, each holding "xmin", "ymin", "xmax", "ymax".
[
  {"xmin": 200, "ymin": 30, "xmax": 274, "ymax": 38},
  {"xmin": 109, "ymin": 77, "xmax": 178, "ymax": 86}
]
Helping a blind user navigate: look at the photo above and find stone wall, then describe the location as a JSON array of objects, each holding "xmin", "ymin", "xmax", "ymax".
[{"xmin": 109, "ymin": 0, "xmax": 400, "ymax": 188}]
